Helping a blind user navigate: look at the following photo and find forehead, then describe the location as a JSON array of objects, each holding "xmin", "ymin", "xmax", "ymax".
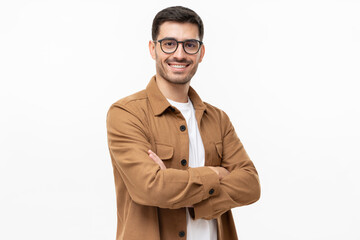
[{"xmin": 158, "ymin": 21, "xmax": 199, "ymax": 40}]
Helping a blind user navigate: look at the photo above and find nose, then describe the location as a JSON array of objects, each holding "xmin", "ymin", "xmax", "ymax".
[{"xmin": 172, "ymin": 42, "xmax": 187, "ymax": 59}]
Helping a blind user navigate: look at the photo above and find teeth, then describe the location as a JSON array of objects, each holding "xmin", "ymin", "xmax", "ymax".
[{"xmin": 171, "ymin": 65, "xmax": 186, "ymax": 68}]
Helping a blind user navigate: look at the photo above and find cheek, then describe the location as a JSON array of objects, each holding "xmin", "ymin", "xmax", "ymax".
[
  {"xmin": 155, "ymin": 54, "xmax": 168, "ymax": 70},
  {"xmin": 192, "ymin": 55, "xmax": 201, "ymax": 64},
  {"xmin": 155, "ymin": 51, "xmax": 168, "ymax": 63}
]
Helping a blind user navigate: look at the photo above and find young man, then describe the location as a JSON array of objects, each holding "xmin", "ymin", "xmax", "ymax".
[{"xmin": 107, "ymin": 6, "xmax": 260, "ymax": 240}]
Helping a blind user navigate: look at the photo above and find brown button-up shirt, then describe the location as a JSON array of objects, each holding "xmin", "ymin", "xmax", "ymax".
[{"xmin": 107, "ymin": 76, "xmax": 260, "ymax": 240}]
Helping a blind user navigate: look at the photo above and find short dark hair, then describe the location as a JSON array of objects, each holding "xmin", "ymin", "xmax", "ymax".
[{"xmin": 152, "ymin": 6, "xmax": 204, "ymax": 41}]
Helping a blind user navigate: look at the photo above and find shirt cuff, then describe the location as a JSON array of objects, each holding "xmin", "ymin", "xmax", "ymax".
[
  {"xmin": 192, "ymin": 196, "xmax": 213, "ymax": 220},
  {"xmin": 194, "ymin": 166, "xmax": 220, "ymax": 200}
]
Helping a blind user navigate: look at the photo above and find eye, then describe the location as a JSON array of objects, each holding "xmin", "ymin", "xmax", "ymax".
[
  {"xmin": 162, "ymin": 40, "xmax": 176, "ymax": 47},
  {"xmin": 185, "ymin": 41, "xmax": 198, "ymax": 49}
]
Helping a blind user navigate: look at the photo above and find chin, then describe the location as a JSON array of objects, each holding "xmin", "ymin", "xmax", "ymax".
[{"xmin": 166, "ymin": 76, "xmax": 192, "ymax": 85}]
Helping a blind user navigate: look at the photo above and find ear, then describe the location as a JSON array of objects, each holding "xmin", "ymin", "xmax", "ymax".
[
  {"xmin": 149, "ymin": 40, "xmax": 156, "ymax": 60},
  {"xmin": 198, "ymin": 44, "xmax": 205, "ymax": 63}
]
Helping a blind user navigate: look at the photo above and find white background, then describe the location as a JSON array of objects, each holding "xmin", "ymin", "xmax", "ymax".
[{"xmin": 1, "ymin": 0, "xmax": 359, "ymax": 239}]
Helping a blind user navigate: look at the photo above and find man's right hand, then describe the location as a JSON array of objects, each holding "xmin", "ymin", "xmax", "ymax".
[
  {"xmin": 148, "ymin": 149, "xmax": 167, "ymax": 170},
  {"xmin": 208, "ymin": 166, "xmax": 230, "ymax": 180}
]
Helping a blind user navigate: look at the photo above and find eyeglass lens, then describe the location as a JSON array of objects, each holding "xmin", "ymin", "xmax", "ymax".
[{"xmin": 161, "ymin": 39, "xmax": 200, "ymax": 54}]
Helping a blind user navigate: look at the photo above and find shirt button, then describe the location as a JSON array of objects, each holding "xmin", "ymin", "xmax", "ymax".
[
  {"xmin": 179, "ymin": 231, "xmax": 185, "ymax": 237},
  {"xmin": 180, "ymin": 125, "xmax": 186, "ymax": 131},
  {"xmin": 181, "ymin": 159, "xmax": 187, "ymax": 166},
  {"xmin": 209, "ymin": 188, "xmax": 215, "ymax": 195}
]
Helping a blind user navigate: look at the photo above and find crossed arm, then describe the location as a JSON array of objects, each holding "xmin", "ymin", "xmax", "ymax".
[
  {"xmin": 108, "ymin": 105, "xmax": 260, "ymax": 220},
  {"xmin": 148, "ymin": 149, "xmax": 230, "ymax": 180},
  {"xmin": 148, "ymin": 150, "xmax": 230, "ymax": 210}
]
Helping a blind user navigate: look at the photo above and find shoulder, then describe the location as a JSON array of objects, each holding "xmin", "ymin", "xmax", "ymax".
[
  {"xmin": 108, "ymin": 88, "xmax": 151, "ymax": 117},
  {"xmin": 107, "ymin": 89, "xmax": 149, "ymax": 124},
  {"xmin": 111, "ymin": 89, "xmax": 147, "ymax": 110}
]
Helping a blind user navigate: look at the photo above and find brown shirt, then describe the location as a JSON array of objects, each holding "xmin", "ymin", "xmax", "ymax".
[{"xmin": 107, "ymin": 76, "xmax": 261, "ymax": 240}]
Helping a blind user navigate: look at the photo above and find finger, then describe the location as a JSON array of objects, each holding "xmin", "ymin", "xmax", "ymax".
[
  {"xmin": 148, "ymin": 150, "xmax": 167, "ymax": 170},
  {"xmin": 208, "ymin": 166, "xmax": 219, "ymax": 176},
  {"xmin": 149, "ymin": 151, "xmax": 165, "ymax": 167},
  {"xmin": 149, "ymin": 151, "xmax": 161, "ymax": 161},
  {"xmin": 153, "ymin": 158, "xmax": 166, "ymax": 170},
  {"xmin": 148, "ymin": 152, "xmax": 161, "ymax": 163},
  {"xmin": 148, "ymin": 153, "xmax": 159, "ymax": 162},
  {"xmin": 155, "ymin": 156, "xmax": 166, "ymax": 170},
  {"xmin": 217, "ymin": 167, "xmax": 230, "ymax": 180},
  {"xmin": 159, "ymin": 163, "xmax": 166, "ymax": 170}
]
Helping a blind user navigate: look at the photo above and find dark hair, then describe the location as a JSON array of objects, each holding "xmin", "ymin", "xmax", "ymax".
[{"xmin": 152, "ymin": 6, "xmax": 204, "ymax": 41}]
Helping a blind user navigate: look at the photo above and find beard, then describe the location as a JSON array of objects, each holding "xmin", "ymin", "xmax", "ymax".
[{"xmin": 155, "ymin": 52, "xmax": 199, "ymax": 85}]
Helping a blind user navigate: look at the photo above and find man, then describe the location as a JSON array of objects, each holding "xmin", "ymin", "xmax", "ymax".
[{"xmin": 107, "ymin": 6, "xmax": 260, "ymax": 240}]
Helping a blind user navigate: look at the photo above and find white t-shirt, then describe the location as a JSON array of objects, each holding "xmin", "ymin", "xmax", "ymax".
[{"xmin": 167, "ymin": 97, "xmax": 217, "ymax": 240}]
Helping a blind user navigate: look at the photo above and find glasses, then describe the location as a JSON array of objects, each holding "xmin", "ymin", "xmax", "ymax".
[{"xmin": 154, "ymin": 38, "xmax": 203, "ymax": 55}]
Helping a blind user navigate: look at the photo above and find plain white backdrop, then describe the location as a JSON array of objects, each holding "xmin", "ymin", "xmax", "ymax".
[{"xmin": 1, "ymin": 0, "xmax": 359, "ymax": 239}]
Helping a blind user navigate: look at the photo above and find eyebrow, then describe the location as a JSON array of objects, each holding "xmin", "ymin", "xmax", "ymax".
[{"xmin": 158, "ymin": 37, "xmax": 200, "ymax": 41}]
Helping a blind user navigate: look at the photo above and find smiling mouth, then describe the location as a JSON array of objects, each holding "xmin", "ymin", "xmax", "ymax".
[{"xmin": 168, "ymin": 63, "xmax": 190, "ymax": 69}]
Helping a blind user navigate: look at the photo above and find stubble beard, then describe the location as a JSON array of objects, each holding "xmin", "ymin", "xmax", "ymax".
[{"xmin": 155, "ymin": 53, "xmax": 199, "ymax": 85}]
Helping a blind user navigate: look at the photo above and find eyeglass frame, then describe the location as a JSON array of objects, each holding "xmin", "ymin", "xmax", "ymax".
[{"xmin": 153, "ymin": 38, "xmax": 203, "ymax": 55}]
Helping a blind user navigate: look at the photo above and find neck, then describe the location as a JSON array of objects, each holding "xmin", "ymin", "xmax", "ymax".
[{"xmin": 155, "ymin": 74, "xmax": 190, "ymax": 103}]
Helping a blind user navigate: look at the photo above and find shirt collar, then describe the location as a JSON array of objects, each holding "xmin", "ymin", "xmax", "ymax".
[{"xmin": 146, "ymin": 75, "xmax": 207, "ymax": 116}]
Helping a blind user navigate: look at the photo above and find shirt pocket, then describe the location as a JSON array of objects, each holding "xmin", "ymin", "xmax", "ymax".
[
  {"xmin": 155, "ymin": 143, "xmax": 174, "ymax": 168},
  {"xmin": 209, "ymin": 141, "xmax": 223, "ymax": 166},
  {"xmin": 215, "ymin": 141, "xmax": 223, "ymax": 158}
]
